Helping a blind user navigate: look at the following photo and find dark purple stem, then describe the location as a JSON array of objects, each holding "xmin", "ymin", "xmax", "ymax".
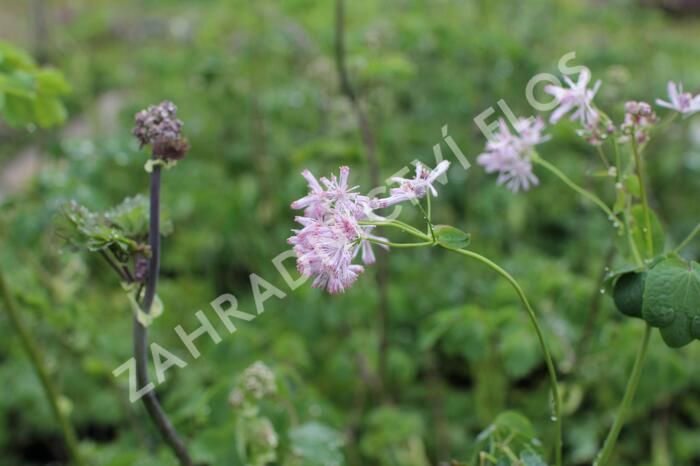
[{"xmin": 134, "ymin": 164, "xmax": 194, "ymax": 466}]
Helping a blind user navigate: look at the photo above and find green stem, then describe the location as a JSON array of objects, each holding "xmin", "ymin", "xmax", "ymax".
[
  {"xmin": 0, "ymin": 272, "xmax": 86, "ymax": 466},
  {"xmin": 360, "ymin": 219, "xmax": 429, "ymax": 240},
  {"xmin": 372, "ymin": 220, "xmax": 563, "ymax": 465},
  {"xmin": 630, "ymin": 134, "xmax": 654, "ymax": 258},
  {"xmin": 594, "ymin": 324, "xmax": 652, "ymax": 466},
  {"xmin": 366, "ymin": 238, "xmax": 434, "ymax": 249},
  {"xmin": 426, "ymin": 190, "xmax": 432, "ymax": 221},
  {"xmin": 416, "ymin": 201, "xmax": 436, "ymax": 241},
  {"xmin": 533, "ymin": 154, "xmax": 622, "ymax": 229},
  {"xmin": 624, "ymin": 208, "xmax": 645, "ymax": 267},
  {"xmin": 612, "ymin": 139, "xmax": 644, "ymax": 265},
  {"xmin": 674, "ymin": 221, "xmax": 700, "ymax": 254},
  {"xmin": 443, "ymin": 247, "xmax": 563, "ymax": 466},
  {"xmin": 596, "ymin": 145, "xmax": 611, "ymax": 169},
  {"xmin": 612, "ymin": 137, "xmax": 644, "ymax": 266}
]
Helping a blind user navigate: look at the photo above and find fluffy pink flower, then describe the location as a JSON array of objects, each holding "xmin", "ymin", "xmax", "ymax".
[
  {"xmin": 290, "ymin": 169, "xmax": 329, "ymax": 219},
  {"xmin": 656, "ymin": 81, "xmax": 700, "ymax": 116},
  {"xmin": 289, "ymin": 164, "xmax": 448, "ymax": 293},
  {"xmin": 514, "ymin": 117, "xmax": 550, "ymax": 148},
  {"xmin": 380, "ymin": 161, "xmax": 451, "ymax": 207},
  {"xmin": 545, "ymin": 69, "xmax": 601, "ymax": 128},
  {"xmin": 288, "ymin": 215, "xmax": 364, "ymax": 294},
  {"xmin": 477, "ymin": 118, "xmax": 547, "ymax": 193},
  {"xmin": 496, "ymin": 157, "xmax": 539, "ymax": 193},
  {"xmin": 290, "ymin": 166, "xmax": 366, "ymax": 219}
]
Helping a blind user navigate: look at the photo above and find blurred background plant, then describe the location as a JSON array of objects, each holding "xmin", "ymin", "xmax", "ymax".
[{"xmin": 1, "ymin": 0, "xmax": 700, "ymax": 465}]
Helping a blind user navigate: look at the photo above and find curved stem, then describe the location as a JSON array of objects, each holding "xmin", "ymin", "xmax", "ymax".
[
  {"xmin": 674, "ymin": 220, "xmax": 700, "ymax": 254},
  {"xmin": 0, "ymin": 272, "xmax": 86, "ymax": 466},
  {"xmin": 594, "ymin": 324, "xmax": 652, "ymax": 466},
  {"xmin": 100, "ymin": 250, "xmax": 128, "ymax": 282},
  {"xmin": 360, "ymin": 219, "xmax": 430, "ymax": 240},
  {"xmin": 630, "ymin": 134, "xmax": 654, "ymax": 257},
  {"xmin": 443, "ymin": 247, "xmax": 563, "ymax": 466},
  {"xmin": 134, "ymin": 165, "xmax": 194, "ymax": 466},
  {"xmin": 366, "ymin": 238, "xmax": 434, "ymax": 249},
  {"xmin": 533, "ymin": 154, "xmax": 622, "ymax": 229}
]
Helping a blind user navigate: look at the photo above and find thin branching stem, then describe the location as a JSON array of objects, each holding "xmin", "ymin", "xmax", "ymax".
[
  {"xmin": 133, "ymin": 164, "xmax": 194, "ymax": 466},
  {"xmin": 0, "ymin": 272, "xmax": 86, "ymax": 466},
  {"xmin": 360, "ymin": 219, "xmax": 429, "ymax": 240},
  {"xmin": 631, "ymin": 132, "xmax": 654, "ymax": 258},
  {"xmin": 533, "ymin": 153, "xmax": 622, "ymax": 229},
  {"xmin": 100, "ymin": 250, "xmax": 128, "ymax": 282},
  {"xmin": 594, "ymin": 324, "xmax": 652, "ymax": 466},
  {"xmin": 612, "ymin": 139, "xmax": 644, "ymax": 265},
  {"xmin": 595, "ymin": 132, "xmax": 656, "ymax": 465},
  {"xmin": 373, "ymin": 221, "xmax": 563, "ymax": 466},
  {"xmin": 443, "ymin": 247, "xmax": 563, "ymax": 466},
  {"xmin": 366, "ymin": 238, "xmax": 434, "ymax": 249},
  {"xmin": 674, "ymin": 221, "xmax": 700, "ymax": 254}
]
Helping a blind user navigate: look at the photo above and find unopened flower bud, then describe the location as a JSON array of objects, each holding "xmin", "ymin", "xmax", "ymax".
[
  {"xmin": 132, "ymin": 101, "xmax": 189, "ymax": 160},
  {"xmin": 134, "ymin": 254, "xmax": 149, "ymax": 282}
]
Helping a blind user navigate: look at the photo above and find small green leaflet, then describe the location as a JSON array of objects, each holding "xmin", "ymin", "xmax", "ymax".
[
  {"xmin": 289, "ymin": 422, "xmax": 345, "ymax": 466},
  {"xmin": 434, "ymin": 224, "xmax": 471, "ymax": 249}
]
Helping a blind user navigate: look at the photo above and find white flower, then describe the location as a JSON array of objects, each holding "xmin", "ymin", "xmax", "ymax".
[
  {"xmin": 380, "ymin": 161, "xmax": 451, "ymax": 207},
  {"xmin": 545, "ymin": 69, "xmax": 601, "ymax": 128},
  {"xmin": 656, "ymin": 81, "xmax": 700, "ymax": 116}
]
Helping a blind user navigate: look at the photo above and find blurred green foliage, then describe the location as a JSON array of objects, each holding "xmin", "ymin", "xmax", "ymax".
[
  {"xmin": 1, "ymin": 0, "xmax": 700, "ymax": 465},
  {"xmin": 0, "ymin": 41, "xmax": 70, "ymax": 128}
]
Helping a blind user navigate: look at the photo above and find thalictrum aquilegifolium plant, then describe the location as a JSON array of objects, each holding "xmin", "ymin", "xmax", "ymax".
[
  {"xmin": 287, "ymin": 162, "xmax": 562, "ymax": 466},
  {"xmin": 476, "ymin": 66, "xmax": 700, "ymax": 465},
  {"xmin": 59, "ymin": 101, "xmax": 195, "ymax": 466}
]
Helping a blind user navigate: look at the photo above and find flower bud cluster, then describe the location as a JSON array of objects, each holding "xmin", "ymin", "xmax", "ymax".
[{"xmin": 132, "ymin": 101, "xmax": 189, "ymax": 161}]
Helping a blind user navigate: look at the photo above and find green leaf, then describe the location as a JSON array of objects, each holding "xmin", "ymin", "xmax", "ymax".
[
  {"xmin": 434, "ymin": 224, "xmax": 471, "ymax": 249},
  {"xmin": 520, "ymin": 450, "xmax": 547, "ymax": 466},
  {"xmin": 472, "ymin": 411, "xmax": 544, "ymax": 465},
  {"xmin": 33, "ymin": 95, "xmax": 68, "ymax": 128},
  {"xmin": 603, "ymin": 263, "xmax": 642, "ymax": 294},
  {"xmin": 289, "ymin": 422, "xmax": 345, "ymax": 466},
  {"xmin": 1, "ymin": 93, "xmax": 34, "ymax": 127},
  {"xmin": 105, "ymin": 195, "xmax": 173, "ymax": 238},
  {"xmin": 0, "ymin": 41, "xmax": 37, "ymax": 72},
  {"xmin": 35, "ymin": 68, "xmax": 71, "ymax": 96},
  {"xmin": 642, "ymin": 256, "xmax": 700, "ymax": 347},
  {"xmin": 612, "ymin": 271, "xmax": 646, "ymax": 318},
  {"xmin": 492, "ymin": 411, "xmax": 536, "ymax": 440},
  {"xmin": 0, "ymin": 71, "xmax": 36, "ymax": 98}
]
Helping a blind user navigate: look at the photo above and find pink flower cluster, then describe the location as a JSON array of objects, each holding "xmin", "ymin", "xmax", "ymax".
[
  {"xmin": 478, "ymin": 68, "xmax": 700, "ymax": 194},
  {"xmin": 621, "ymin": 101, "xmax": 658, "ymax": 145},
  {"xmin": 289, "ymin": 162, "xmax": 450, "ymax": 293},
  {"xmin": 477, "ymin": 118, "xmax": 548, "ymax": 193}
]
